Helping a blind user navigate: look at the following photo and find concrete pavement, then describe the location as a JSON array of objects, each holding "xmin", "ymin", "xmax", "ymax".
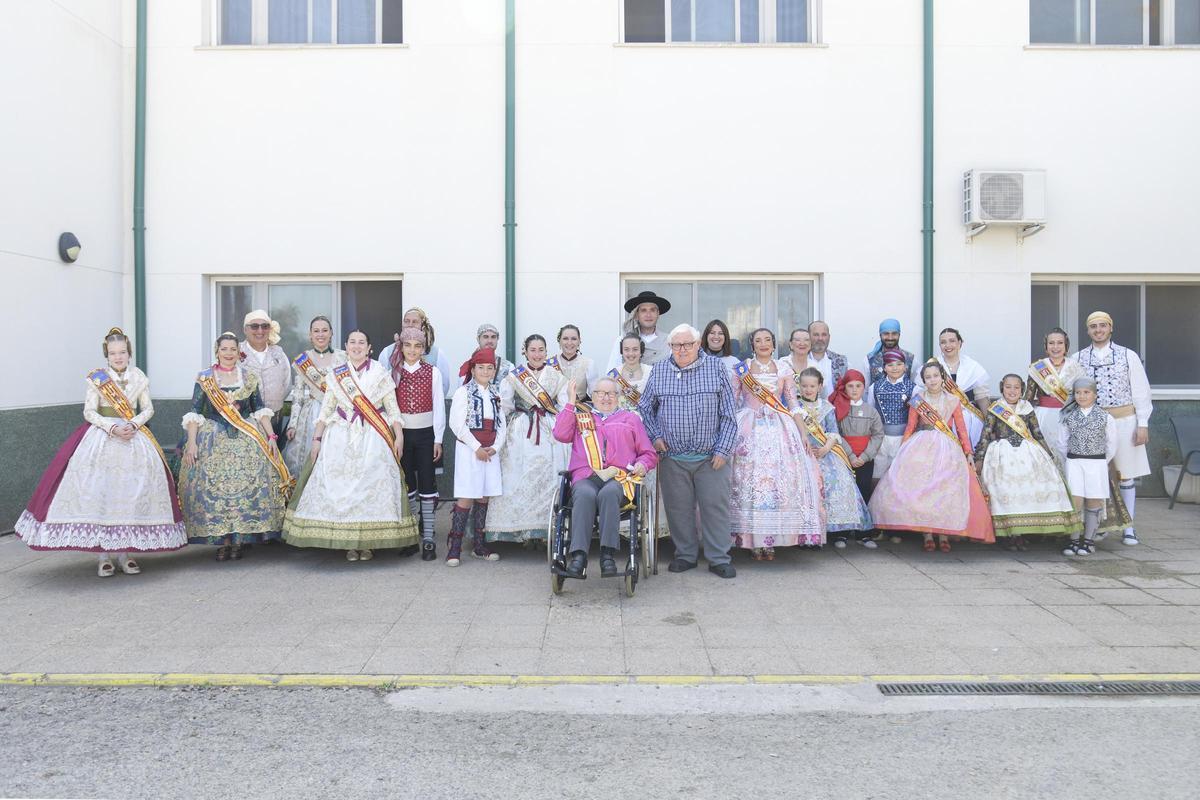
[{"xmin": 2, "ymin": 499, "xmax": 1198, "ymax": 678}]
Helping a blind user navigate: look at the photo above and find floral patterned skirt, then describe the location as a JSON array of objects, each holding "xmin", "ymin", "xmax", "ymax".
[
  {"xmin": 730, "ymin": 407, "xmax": 825, "ymax": 548},
  {"xmin": 980, "ymin": 440, "xmax": 1080, "ymax": 536},
  {"xmin": 178, "ymin": 421, "xmax": 285, "ymax": 545}
]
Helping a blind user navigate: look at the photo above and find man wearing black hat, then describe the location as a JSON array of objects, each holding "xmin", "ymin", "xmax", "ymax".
[{"xmin": 606, "ymin": 290, "xmax": 672, "ymax": 371}]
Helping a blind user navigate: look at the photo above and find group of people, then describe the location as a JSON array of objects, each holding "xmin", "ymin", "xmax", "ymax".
[{"xmin": 15, "ymin": 289, "xmax": 1153, "ymax": 580}]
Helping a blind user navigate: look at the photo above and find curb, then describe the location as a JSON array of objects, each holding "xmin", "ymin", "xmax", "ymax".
[{"xmin": 4, "ymin": 672, "xmax": 1200, "ymax": 689}]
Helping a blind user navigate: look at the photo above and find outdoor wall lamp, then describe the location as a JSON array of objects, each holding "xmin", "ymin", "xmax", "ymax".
[{"xmin": 58, "ymin": 232, "xmax": 81, "ymax": 263}]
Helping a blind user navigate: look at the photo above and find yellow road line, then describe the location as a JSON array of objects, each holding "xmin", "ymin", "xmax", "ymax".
[{"xmin": 3, "ymin": 672, "xmax": 1200, "ymax": 689}]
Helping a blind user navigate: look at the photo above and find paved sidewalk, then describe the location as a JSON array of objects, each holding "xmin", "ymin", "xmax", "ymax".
[{"xmin": 2, "ymin": 500, "xmax": 1198, "ymax": 677}]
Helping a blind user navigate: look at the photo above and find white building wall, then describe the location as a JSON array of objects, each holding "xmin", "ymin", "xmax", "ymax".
[
  {"xmin": 0, "ymin": 0, "xmax": 128, "ymax": 409},
  {"xmin": 120, "ymin": 1, "xmax": 1200, "ymax": 397}
]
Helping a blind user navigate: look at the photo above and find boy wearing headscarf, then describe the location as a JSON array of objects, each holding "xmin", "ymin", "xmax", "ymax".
[{"xmin": 833, "ymin": 369, "xmax": 885, "ymax": 549}]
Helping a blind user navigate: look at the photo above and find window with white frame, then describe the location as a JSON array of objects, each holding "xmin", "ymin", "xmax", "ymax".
[
  {"xmin": 214, "ymin": 278, "xmax": 404, "ymax": 361},
  {"xmin": 1030, "ymin": 280, "xmax": 1200, "ymax": 388},
  {"xmin": 1030, "ymin": 1, "xmax": 1200, "ymax": 45},
  {"xmin": 217, "ymin": 0, "xmax": 403, "ymax": 45},
  {"xmin": 622, "ymin": 0, "xmax": 818, "ymax": 44},
  {"xmin": 625, "ymin": 278, "xmax": 815, "ymax": 359}
]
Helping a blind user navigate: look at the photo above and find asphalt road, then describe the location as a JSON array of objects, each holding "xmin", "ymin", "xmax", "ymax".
[{"xmin": 1, "ymin": 684, "xmax": 1197, "ymax": 800}]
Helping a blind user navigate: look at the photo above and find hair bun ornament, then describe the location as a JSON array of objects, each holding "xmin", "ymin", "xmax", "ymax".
[{"xmin": 107, "ymin": 326, "xmax": 125, "ymax": 337}]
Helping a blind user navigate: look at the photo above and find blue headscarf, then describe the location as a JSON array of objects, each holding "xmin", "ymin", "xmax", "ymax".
[{"xmin": 868, "ymin": 319, "xmax": 902, "ymax": 358}]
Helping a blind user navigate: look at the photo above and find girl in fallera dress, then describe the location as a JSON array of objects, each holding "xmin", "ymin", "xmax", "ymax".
[
  {"xmin": 283, "ymin": 315, "xmax": 345, "ymax": 477},
  {"xmin": 179, "ymin": 333, "xmax": 288, "ymax": 561},
  {"xmin": 446, "ymin": 348, "xmax": 508, "ymax": 566},
  {"xmin": 869, "ymin": 361, "xmax": 995, "ymax": 553},
  {"xmin": 485, "ymin": 334, "xmax": 570, "ymax": 545},
  {"xmin": 283, "ymin": 330, "xmax": 419, "ymax": 562},
  {"xmin": 391, "ymin": 327, "xmax": 446, "ymax": 560},
  {"xmin": 551, "ymin": 324, "xmax": 598, "ymax": 402},
  {"xmin": 796, "ymin": 368, "xmax": 874, "ymax": 546},
  {"xmin": 729, "ymin": 328, "xmax": 825, "ymax": 560},
  {"xmin": 1025, "ymin": 327, "xmax": 1082, "ymax": 471},
  {"xmin": 973, "ymin": 375, "xmax": 1080, "ymax": 551},
  {"xmin": 15, "ymin": 328, "xmax": 187, "ymax": 577}
]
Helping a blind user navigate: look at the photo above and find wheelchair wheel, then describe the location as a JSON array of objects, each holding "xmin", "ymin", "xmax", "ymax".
[
  {"xmin": 624, "ymin": 565, "xmax": 637, "ymax": 598},
  {"xmin": 640, "ymin": 491, "xmax": 658, "ymax": 578},
  {"xmin": 552, "ymin": 572, "xmax": 565, "ymax": 594}
]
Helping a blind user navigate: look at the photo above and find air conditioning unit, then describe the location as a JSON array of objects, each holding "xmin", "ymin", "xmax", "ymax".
[{"xmin": 963, "ymin": 169, "xmax": 1046, "ymax": 240}]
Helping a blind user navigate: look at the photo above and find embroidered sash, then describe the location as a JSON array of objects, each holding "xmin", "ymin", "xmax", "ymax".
[
  {"xmin": 293, "ymin": 351, "xmax": 328, "ymax": 395},
  {"xmin": 733, "ymin": 363, "xmax": 792, "ymax": 416},
  {"xmin": 794, "ymin": 403, "xmax": 856, "ymax": 470},
  {"xmin": 197, "ymin": 370, "xmax": 294, "ymax": 497},
  {"xmin": 909, "ymin": 395, "xmax": 970, "ymax": 456},
  {"xmin": 86, "ymin": 369, "xmax": 171, "ymax": 471},
  {"xmin": 511, "ymin": 365, "xmax": 559, "ymax": 414},
  {"xmin": 607, "ymin": 368, "xmax": 641, "ymax": 405},
  {"xmin": 1028, "ymin": 359, "xmax": 1070, "ymax": 404},
  {"xmin": 987, "ymin": 401, "xmax": 1038, "ymax": 445},
  {"xmin": 575, "ymin": 407, "xmax": 641, "ymax": 502},
  {"xmin": 926, "ymin": 358, "xmax": 985, "ymax": 422},
  {"xmin": 547, "ymin": 356, "xmax": 561, "ymax": 372},
  {"xmin": 330, "ymin": 364, "xmax": 401, "ymax": 465}
]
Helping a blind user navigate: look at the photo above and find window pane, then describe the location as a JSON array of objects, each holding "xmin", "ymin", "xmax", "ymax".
[
  {"xmin": 269, "ymin": 284, "xmax": 335, "ymax": 358},
  {"xmin": 1150, "ymin": 0, "xmax": 1161, "ymax": 45},
  {"xmin": 341, "ymin": 280, "xmax": 404, "ymax": 358},
  {"xmin": 625, "ymin": 0, "xmax": 666, "ymax": 42},
  {"xmin": 627, "ymin": 281, "xmax": 693, "ymax": 339},
  {"xmin": 775, "ymin": 283, "xmax": 813, "ymax": 358},
  {"xmin": 218, "ymin": 285, "xmax": 254, "ymax": 347},
  {"xmin": 1029, "ymin": 0, "xmax": 1090, "ymax": 44},
  {"xmin": 338, "ymin": 0, "xmax": 375, "ymax": 43},
  {"xmin": 777, "ymin": 0, "xmax": 809, "ymax": 43},
  {"xmin": 1077, "ymin": 284, "xmax": 1140, "ymax": 356},
  {"xmin": 313, "ymin": 0, "xmax": 332, "ymax": 43},
  {"xmin": 221, "ymin": 0, "xmax": 252, "ymax": 44},
  {"xmin": 1096, "ymin": 0, "xmax": 1145, "ymax": 44},
  {"xmin": 741, "ymin": 0, "xmax": 760, "ymax": 43},
  {"xmin": 1030, "ymin": 284, "xmax": 1062, "ymax": 360},
  {"xmin": 268, "ymin": 0, "xmax": 308, "ymax": 43},
  {"xmin": 1146, "ymin": 285, "xmax": 1200, "ymax": 385},
  {"xmin": 382, "ymin": 0, "xmax": 403, "ymax": 43},
  {"xmin": 696, "ymin": 0, "xmax": 735, "ymax": 41},
  {"xmin": 1179, "ymin": 0, "xmax": 1200, "ymax": 44},
  {"xmin": 671, "ymin": 0, "xmax": 691, "ymax": 41},
  {"xmin": 698, "ymin": 283, "xmax": 761, "ymax": 361}
]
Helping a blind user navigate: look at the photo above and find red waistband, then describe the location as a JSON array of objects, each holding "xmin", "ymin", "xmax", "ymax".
[
  {"xmin": 1037, "ymin": 396, "xmax": 1064, "ymax": 409},
  {"xmin": 473, "ymin": 418, "xmax": 497, "ymax": 447},
  {"xmin": 843, "ymin": 435, "xmax": 871, "ymax": 456}
]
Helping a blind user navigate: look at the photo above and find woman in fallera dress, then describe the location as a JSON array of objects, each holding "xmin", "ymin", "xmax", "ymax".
[
  {"xmin": 701, "ymin": 319, "xmax": 740, "ymax": 377},
  {"xmin": 283, "ymin": 330, "xmax": 418, "ymax": 561},
  {"xmin": 924, "ymin": 328, "xmax": 990, "ymax": 450},
  {"xmin": 869, "ymin": 361, "xmax": 995, "ymax": 553},
  {"xmin": 551, "ymin": 324, "xmax": 598, "ymax": 402},
  {"xmin": 283, "ymin": 315, "xmax": 345, "ymax": 476},
  {"xmin": 485, "ymin": 334, "xmax": 570, "ymax": 545},
  {"xmin": 15, "ymin": 328, "xmax": 187, "ymax": 577},
  {"xmin": 729, "ymin": 328, "xmax": 825, "ymax": 560},
  {"xmin": 178, "ymin": 333, "xmax": 289, "ymax": 561}
]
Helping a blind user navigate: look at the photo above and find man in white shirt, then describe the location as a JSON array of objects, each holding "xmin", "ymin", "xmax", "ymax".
[
  {"xmin": 807, "ymin": 320, "xmax": 848, "ymax": 399},
  {"xmin": 1070, "ymin": 310, "xmax": 1153, "ymax": 546},
  {"xmin": 607, "ymin": 291, "xmax": 672, "ymax": 371}
]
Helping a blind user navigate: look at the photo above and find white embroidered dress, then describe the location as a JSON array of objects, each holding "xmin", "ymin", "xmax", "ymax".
[
  {"xmin": 283, "ymin": 359, "xmax": 418, "ymax": 551},
  {"xmin": 283, "ymin": 349, "xmax": 346, "ymax": 476}
]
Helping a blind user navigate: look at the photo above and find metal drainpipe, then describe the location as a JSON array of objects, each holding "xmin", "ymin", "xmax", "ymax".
[
  {"xmin": 503, "ymin": 0, "xmax": 516, "ymax": 363},
  {"xmin": 921, "ymin": 0, "xmax": 934, "ymax": 360},
  {"xmin": 133, "ymin": 0, "xmax": 148, "ymax": 370}
]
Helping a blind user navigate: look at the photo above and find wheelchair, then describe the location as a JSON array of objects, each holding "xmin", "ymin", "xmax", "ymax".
[{"xmin": 547, "ymin": 470, "xmax": 658, "ymax": 597}]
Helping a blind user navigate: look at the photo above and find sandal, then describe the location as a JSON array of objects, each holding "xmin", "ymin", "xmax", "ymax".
[
  {"xmin": 359, "ymin": 549, "xmax": 374, "ymax": 561},
  {"xmin": 922, "ymin": 537, "xmax": 936, "ymax": 553},
  {"xmin": 97, "ymin": 558, "xmax": 115, "ymax": 577},
  {"xmin": 215, "ymin": 546, "xmax": 231, "ymax": 562},
  {"xmin": 346, "ymin": 550, "xmax": 360, "ymax": 562},
  {"xmin": 764, "ymin": 548, "xmax": 775, "ymax": 561},
  {"xmin": 229, "ymin": 545, "xmax": 244, "ymax": 560},
  {"xmin": 939, "ymin": 539, "xmax": 952, "ymax": 554},
  {"xmin": 118, "ymin": 556, "xmax": 141, "ymax": 575}
]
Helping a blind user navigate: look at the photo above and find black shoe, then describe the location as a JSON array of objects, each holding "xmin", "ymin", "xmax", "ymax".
[
  {"xmin": 600, "ymin": 547, "xmax": 618, "ymax": 578},
  {"xmin": 708, "ymin": 563, "xmax": 736, "ymax": 579},
  {"xmin": 668, "ymin": 558, "xmax": 698, "ymax": 573},
  {"xmin": 420, "ymin": 540, "xmax": 436, "ymax": 561},
  {"xmin": 399, "ymin": 544, "xmax": 419, "ymax": 558},
  {"xmin": 563, "ymin": 551, "xmax": 587, "ymax": 579}
]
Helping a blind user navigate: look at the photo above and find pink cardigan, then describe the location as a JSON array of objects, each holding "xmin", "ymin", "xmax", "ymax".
[{"xmin": 552, "ymin": 405, "xmax": 659, "ymax": 485}]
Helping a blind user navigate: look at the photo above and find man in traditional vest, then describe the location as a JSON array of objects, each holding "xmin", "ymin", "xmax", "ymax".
[
  {"xmin": 808, "ymin": 320, "xmax": 848, "ymax": 399},
  {"xmin": 607, "ymin": 290, "xmax": 671, "ymax": 371},
  {"xmin": 863, "ymin": 318, "xmax": 915, "ymax": 385},
  {"xmin": 1070, "ymin": 310, "xmax": 1152, "ymax": 546}
]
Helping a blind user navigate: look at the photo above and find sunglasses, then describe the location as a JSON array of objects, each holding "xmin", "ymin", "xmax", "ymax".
[{"xmin": 246, "ymin": 322, "xmax": 271, "ymax": 331}]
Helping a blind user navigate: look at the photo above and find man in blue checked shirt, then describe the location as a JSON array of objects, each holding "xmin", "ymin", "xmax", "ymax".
[{"xmin": 638, "ymin": 324, "xmax": 738, "ymax": 578}]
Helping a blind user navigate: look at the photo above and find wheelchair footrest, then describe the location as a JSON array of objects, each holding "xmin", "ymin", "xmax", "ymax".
[{"xmin": 551, "ymin": 563, "xmax": 587, "ymax": 580}]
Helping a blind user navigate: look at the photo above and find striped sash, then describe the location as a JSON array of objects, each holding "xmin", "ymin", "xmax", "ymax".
[
  {"xmin": 575, "ymin": 406, "xmax": 640, "ymax": 502},
  {"xmin": 330, "ymin": 364, "xmax": 400, "ymax": 465},
  {"xmin": 1028, "ymin": 359, "xmax": 1070, "ymax": 404},
  {"xmin": 606, "ymin": 368, "xmax": 641, "ymax": 406},
  {"xmin": 927, "ymin": 357, "xmax": 986, "ymax": 422},
  {"xmin": 197, "ymin": 370, "xmax": 293, "ymax": 497},
  {"xmin": 910, "ymin": 395, "xmax": 969, "ymax": 456},
  {"xmin": 86, "ymin": 368, "xmax": 170, "ymax": 472}
]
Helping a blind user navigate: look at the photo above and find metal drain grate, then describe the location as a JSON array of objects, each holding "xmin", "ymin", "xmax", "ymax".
[{"xmin": 878, "ymin": 681, "xmax": 1200, "ymax": 697}]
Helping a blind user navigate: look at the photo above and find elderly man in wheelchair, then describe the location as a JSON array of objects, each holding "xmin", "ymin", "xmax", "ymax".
[{"xmin": 551, "ymin": 377, "xmax": 658, "ymax": 580}]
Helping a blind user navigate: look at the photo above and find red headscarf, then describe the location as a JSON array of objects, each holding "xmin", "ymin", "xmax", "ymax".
[
  {"xmin": 882, "ymin": 348, "xmax": 905, "ymax": 365},
  {"xmin": 459, "ymin": 347, "xmax": 497, "ymax": 384},
  {"xmin": 831, "ymin": 369, "xmax": 867, "ymax": 421}
]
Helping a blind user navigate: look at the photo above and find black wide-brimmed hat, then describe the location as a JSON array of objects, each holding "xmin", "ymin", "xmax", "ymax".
[{"xmin": 624, "ymin": 290, "xmax": 671, "ymax": 314}]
